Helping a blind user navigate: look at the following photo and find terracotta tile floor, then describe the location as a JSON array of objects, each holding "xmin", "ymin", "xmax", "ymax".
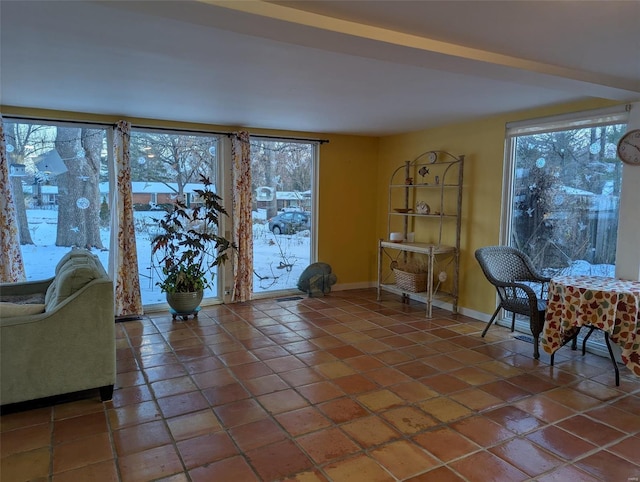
[{"xmin": 2, "ymin": 289, "xmax": 639, "ymax": 481}]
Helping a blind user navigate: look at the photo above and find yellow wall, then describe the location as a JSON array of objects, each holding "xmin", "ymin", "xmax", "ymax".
[
  {"xmin": 377, "ymin": 98, "xmax": 624, "ymax": 317},
  {"xmin": 316, "ymin": 135, "xmax": 379, "ymax": 285}
]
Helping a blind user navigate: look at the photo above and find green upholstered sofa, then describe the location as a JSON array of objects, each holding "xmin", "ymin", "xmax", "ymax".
[{"xmin": 0, "ymin": 249, "xmax": 115, "ymax": 406}]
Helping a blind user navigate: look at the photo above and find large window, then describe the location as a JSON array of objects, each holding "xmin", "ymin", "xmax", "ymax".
[
  {"xmin": 5, "ymin": 118, "xmax": 318, "ymax": 307},
  {"xmin": 250, "ymin": 138, "xmax": 316, "ymax": 293},
  {"xmin": 4, "ymin": 119, "xmax": 225, "ymax": 307},
  {"xmin": 129, "ymin": 128, "xmax": 222, "ymax": 306},
  {"xmin": 504, "ymin": 108, "xmax": 628, "ymax": 276},
  {"xmin": 4, "ymin": 119, "xmax": 111, "ymax": 278},
  {"xmin": 503, "ymin": 108, "xmax": 629, "ymax": 351}
]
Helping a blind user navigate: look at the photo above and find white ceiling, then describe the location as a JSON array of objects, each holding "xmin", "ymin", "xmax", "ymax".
[{"xmin": 1, "ymin": 0, "xmax": 639, "ymax": 136}]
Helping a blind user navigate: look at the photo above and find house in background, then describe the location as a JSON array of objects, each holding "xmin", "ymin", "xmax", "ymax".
[
  {"xmin": 255, "ymin": 186, "xmax": 311, "ymax": 216},
  {"xmin": 22, "ymin": 185, "xmax": 59, "ymax": 208},
  {"xmin": 21, "ymin": 182, "xmax": 312, "ymax": 214}
]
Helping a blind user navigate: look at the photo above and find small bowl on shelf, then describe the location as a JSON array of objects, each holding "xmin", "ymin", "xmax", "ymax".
[
  {"xmin": 389, "ymin": 232, "xmax": 403, "ymax": 243},
  {"xmin": 393, "ymin": 208, "xmax": 412, "ymax": 213}
]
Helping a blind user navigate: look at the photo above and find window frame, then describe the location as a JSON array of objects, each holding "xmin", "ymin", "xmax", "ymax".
[
  {"xmin": 248, "ymin": 135, "xmax": 319, "ymax": 298},
  {"xmin": 4, "ymin": 116, "xmax": 114, "ymax": 277},
  {"xmin": 128, "ymin": 126, "xmax": 226, "ymax": 309},
  {"xmin": 501, "ymin": 105, "xmax": 629, "ymax": 249},
  {"xmin": 500, "ymin": 105, "xmax": 630, "ymax": 356}
]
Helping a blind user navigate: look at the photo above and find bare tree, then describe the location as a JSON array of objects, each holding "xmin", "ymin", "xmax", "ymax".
[
  {"xmin": 251, "ymin": 140, "xmax": 313, "ymax": 215},
  {"xmin": 10, "ymin": 177, "xmax": 33, "ymax": 245},
  {"xmin": 54, "ymin": 128, "xmax": 104, "ymax": 248},
  {"xmin": 131, "ymin": 132, "xmax": 213, "ymax": 203},
  {"xmin": 3, "ymin": 122, "xmax": 54, "ymax": 245},
  {"xmin": 251, "ymin": 140, "xmax": 279, "ymax": 217},
  {"xmin": 281, "ymin": 144, "xmax": 312, "ymax": 192}
]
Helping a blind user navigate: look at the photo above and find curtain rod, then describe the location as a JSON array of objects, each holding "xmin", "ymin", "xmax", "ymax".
[
  {"xmin": 134, "ymin": 125, "xmax": 329, "ymax": 144},
  {"xmin": 250, "ymin": 133, "xmax": 329, "ymax": 144},
  {"xmin": 3, "ymin": 115, "xmax": 329, "ymax": 144},
  {"xmin": 131, "ymin": 123, "xmax": 232, "ymax": 137},
  {"xmin": 2, "ymin": 115, "xmax": 112, "ymax": 128}
]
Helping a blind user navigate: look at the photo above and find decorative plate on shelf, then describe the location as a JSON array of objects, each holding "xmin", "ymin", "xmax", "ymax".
[{"xmin": 394, "ymin": 208, "xmax": 412, "ymax": 213}]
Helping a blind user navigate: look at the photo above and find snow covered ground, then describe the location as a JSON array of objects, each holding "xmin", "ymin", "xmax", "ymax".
[{"xmin": 20, "ymin": 209, "xmax": 311, "ymax": 306}]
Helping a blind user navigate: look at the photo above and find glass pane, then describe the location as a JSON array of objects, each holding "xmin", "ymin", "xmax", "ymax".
[
  {"xmin": 510, "ymin": 123, "xmax": 626, "ymax": 276},
  {"xmin": 5, "ymin": 120, "xmax": 109, "ymax": 277},
  {"xmin": 129, "ymin": 130, "xmax": 221, "ymax": 306},
  {"xmin": 251, "ymin": 139, "xmax": 314, "ymax": 292}
]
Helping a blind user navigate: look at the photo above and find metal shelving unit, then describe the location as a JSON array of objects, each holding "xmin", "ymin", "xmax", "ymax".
[{"xmin": 377, "ymin": 150, "xmax": 464, "ymax": 317}]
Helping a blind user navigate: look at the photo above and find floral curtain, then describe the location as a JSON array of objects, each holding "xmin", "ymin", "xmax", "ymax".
[
  {"xmin": 231, "ymin": 131, "xmax": 253, "ymax": 301},
  {"xmin": 110, "ymin": 120, "xmax": 143, "ymax": 318},
  {"xmin": 0, "ymin": 115, "xmax": 26, "ymax": 283}
]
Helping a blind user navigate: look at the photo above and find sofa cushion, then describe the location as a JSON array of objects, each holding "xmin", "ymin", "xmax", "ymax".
[
  {"xmin": 45, "ymin": 258, "xmax": 102, "ymax": 311},
  {"xmin": 0, "ymin": 302, "xmax": 46, "ymax": 317},
  {"xmin": 54, "ymin": 248, "xmax": 97, "ymax": 275}
]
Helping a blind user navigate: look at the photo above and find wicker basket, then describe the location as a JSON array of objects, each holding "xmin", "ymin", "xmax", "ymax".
[{"xmin": 393, "ymin": 269, "xmax": 427, "ymax": 292}]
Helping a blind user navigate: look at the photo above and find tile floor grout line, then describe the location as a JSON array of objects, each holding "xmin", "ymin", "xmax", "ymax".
[
  {"xmin": 220, "ymin": 300, "xmax": 448, "ymax": 480},
  {"xmin": 3, "ymin": 289, "xmax": 639, "ymax": 481},
  {"xmin": 120, "ymin": 314, "xmax": 196, "ymax": 482},
  {"xmin": 158, "ymin": 319, "xmax": 261, "ymax": 481}
]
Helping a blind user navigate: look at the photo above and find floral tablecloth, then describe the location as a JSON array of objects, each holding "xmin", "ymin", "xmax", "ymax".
[{"xmin": 542, "ymin": 275, "xmax": 640, "ymax": 377}]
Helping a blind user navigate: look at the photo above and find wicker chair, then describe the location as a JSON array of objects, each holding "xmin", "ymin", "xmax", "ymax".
[{"xmin": 475, "ymin": 246, "xmax": 551, "ymax": 359}]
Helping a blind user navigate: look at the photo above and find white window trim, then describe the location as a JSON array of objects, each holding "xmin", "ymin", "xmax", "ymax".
[
  {"xmin": 248, "ymin": 136, "xmax": 319, "ymax": 298},
  {"xmin": 505, "ymin": 105, "xmax": 630, "ymax": 136},
  {"xmin": 501, "ymin": 104, "xmax": 630, "ymax": 249},
  {"xmin": 499, "ymin": 105, "xmax": 631, "ymax": 356}
]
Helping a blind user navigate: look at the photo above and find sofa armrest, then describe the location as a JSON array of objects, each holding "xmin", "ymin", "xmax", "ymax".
[
  {"xmin": 1, "ymin": 277, "xmax": 115, "ymax": 405},
  {"xmin": 0, "ymin": 307, "xmax": 50, "ymax": 327}
]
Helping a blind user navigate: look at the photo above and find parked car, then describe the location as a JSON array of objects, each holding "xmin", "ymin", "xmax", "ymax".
[{"xmin": 268, "ymin": 211, "xmax": 311, "ymax": 234}]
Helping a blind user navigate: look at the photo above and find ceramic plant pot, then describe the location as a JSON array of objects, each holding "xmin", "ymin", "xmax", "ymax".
[{"xmin": 166, "ymin": 290, "xmax": 203, "ymax": 314}]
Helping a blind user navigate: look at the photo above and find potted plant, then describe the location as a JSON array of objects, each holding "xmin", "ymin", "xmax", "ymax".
[{"xmin": 151, "ymin": 175, "xmax": 234, "ymax": 316}]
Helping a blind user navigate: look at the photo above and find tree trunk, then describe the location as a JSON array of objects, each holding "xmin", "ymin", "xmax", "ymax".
[
  {"xmin": 11, "ymin": 176, "xmax": 34, "ymax": 245},
  {"xmin": 54, "ymin": 128, "xmax": 104, "ymax": 249},
  {"xmin": 267, "ymin": 148, "xmax": 278, "ymax": 218},
  {"xmin": 5, "ymin": 122, "xmax": 34, "ymax": 245}
]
